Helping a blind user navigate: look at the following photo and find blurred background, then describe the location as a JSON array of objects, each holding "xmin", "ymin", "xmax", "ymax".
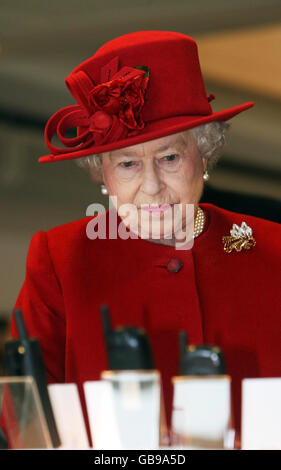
[{"xmin": 0, "ymin": 0, "xmax": 280, "ymax": 338}]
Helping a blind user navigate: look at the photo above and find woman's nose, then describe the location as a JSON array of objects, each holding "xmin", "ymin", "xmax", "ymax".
[{"xmin": 140, "ymin": 163, "xmax": 164, "ymax": 196}]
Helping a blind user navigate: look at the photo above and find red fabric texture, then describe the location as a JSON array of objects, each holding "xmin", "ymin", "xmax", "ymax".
[
  {"xmin": 10, "ymin": 204, "xmax": 281, "ymax": 446},
  {"xmin": 39, "ymin": 31, "xmax": 254, "ymax": 163}
]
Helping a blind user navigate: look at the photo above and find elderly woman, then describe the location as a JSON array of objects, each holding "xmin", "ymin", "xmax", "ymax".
[{"xmin": 11, "ymin": 31, "xmax": 280, "ymax": 444}]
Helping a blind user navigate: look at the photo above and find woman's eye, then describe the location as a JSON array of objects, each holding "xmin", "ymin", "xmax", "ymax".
[
  {"xmin": 120, "ymin": 161, "xmax": 136, "ymax": 168},
  {"xmin": 162, "ymin": 154, "xmax": 178, "ymax": 163}
]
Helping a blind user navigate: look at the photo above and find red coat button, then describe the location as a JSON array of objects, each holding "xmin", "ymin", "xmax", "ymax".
[{"xmin": 167, "ymin": 258, "xmax": 183, "ymax": 273}]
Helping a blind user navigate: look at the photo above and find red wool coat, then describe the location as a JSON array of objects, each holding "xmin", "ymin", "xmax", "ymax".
[{"xmin": 11, "ymin": 203, "xmax": 281, "ymax": 444}]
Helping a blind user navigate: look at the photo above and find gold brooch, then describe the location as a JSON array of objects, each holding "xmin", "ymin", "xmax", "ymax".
[{"xmin": 222, "ymin": 221, "xmax": 256, "ymax": 253}]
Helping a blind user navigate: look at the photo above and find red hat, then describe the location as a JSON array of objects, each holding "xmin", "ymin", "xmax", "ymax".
[{"xmin": 39, "ymin": 30, "xmax": 254, "ymax": 163}]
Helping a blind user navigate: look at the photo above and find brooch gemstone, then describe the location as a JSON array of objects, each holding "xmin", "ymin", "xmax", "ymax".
[{"xmin": 222, "ymin": 222, "xmax": 256, "ymax": 253}]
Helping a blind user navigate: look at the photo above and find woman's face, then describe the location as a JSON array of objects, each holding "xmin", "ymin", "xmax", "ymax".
[{"xmin": 100, "ymin": 130, "xmax": 206, "ymax": 241}]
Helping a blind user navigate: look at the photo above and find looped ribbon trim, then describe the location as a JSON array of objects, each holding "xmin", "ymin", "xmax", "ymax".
[{"xmin": 44, "ymin": 105, "xmax": 95, "ymax": 155}]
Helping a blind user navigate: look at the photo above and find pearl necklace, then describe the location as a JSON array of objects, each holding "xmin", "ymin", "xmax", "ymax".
[{"xmin": 194, "ymin": 207, "xmax": 205, "ymax": 238}]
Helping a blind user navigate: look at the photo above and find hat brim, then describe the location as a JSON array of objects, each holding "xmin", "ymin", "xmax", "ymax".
[{"xmin": 38, "ymin": 101, "xmax": 254, "ymax": 163}]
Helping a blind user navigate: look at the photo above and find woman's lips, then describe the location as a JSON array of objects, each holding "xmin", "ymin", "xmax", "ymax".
[{"xmin": 141, "ymin": 203, "xmax": 173, "ymax": 213}]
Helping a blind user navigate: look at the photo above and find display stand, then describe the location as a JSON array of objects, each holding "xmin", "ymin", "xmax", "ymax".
[
  {"xmin": 171, "ymin": 375, "xmax": 234, "ymax": 449},
  {"xmin": 84, "ymin": 370, "xmax": 168, "ymax": 449},
  {"xmin": 0, "ymin": 376, "xmax": 53, "ymax": 449}
]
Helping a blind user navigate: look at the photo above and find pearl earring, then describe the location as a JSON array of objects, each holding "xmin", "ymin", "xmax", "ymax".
[
  {"xmin": 101, "ymin": 184, "xmax": 108, "ymax": 195},
  {"xmin": 203, "ymin": 170, "xmax": 209, "ymax": 182}
]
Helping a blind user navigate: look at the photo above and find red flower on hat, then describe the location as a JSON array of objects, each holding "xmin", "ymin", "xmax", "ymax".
[{"xmin": 87, "ymin": 67, "xmax": 149, "ymax": 145}]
